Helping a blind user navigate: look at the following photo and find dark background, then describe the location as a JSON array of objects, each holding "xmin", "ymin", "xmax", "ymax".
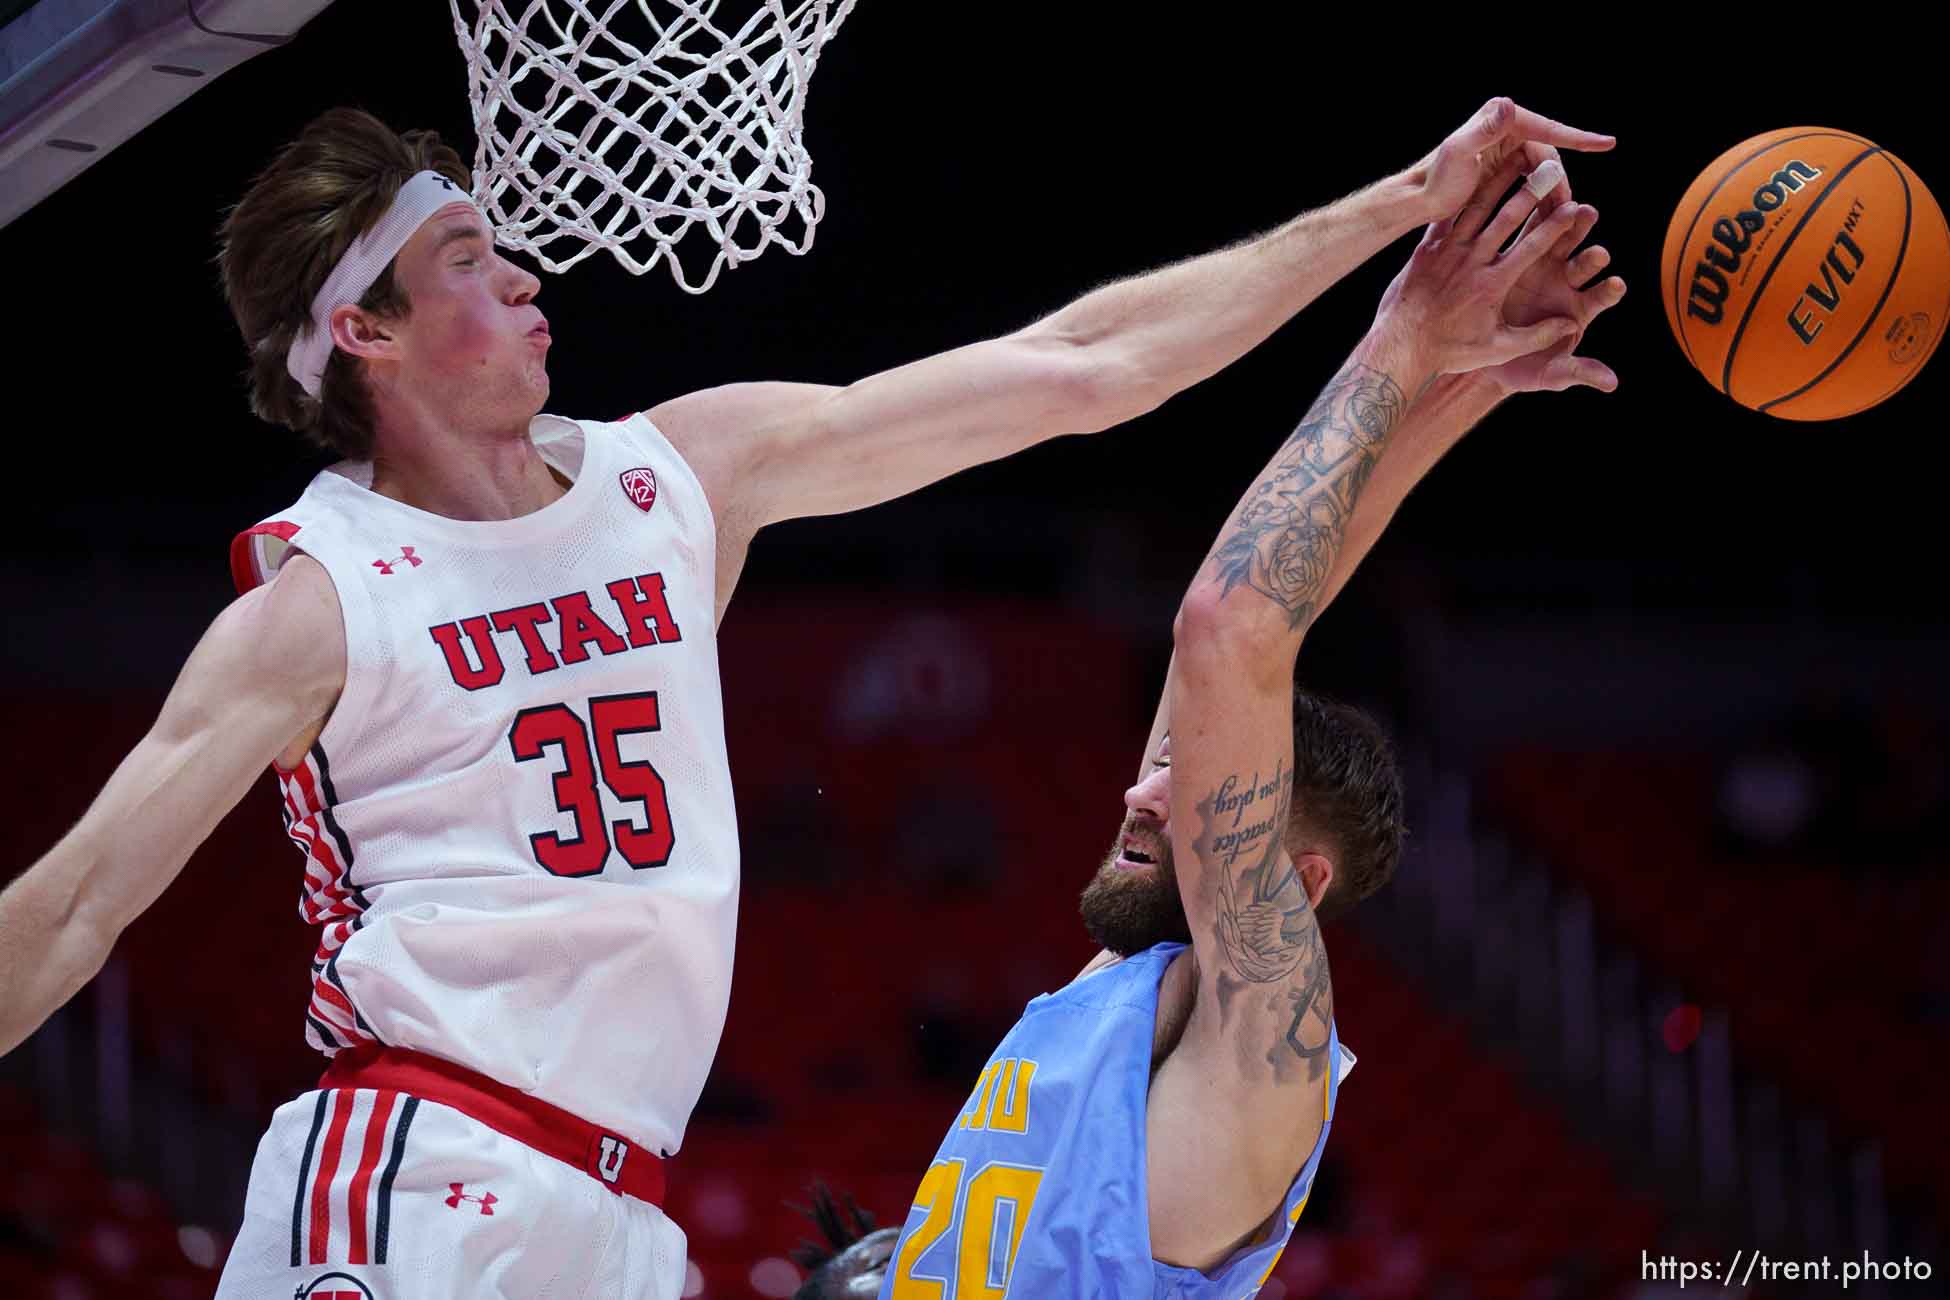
[
  {"xmin": 3, "ymin": 5, "xmax": 1947, "ymax": 1299},
  {"xmin": 7, "ymin": 6, "xmax": 1947, "ymax": 628}
]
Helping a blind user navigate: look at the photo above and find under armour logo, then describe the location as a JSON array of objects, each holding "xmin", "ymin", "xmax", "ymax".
[
  {"xmin": 596, "ymin": 1135, "xmax": 628, "ymax": 1184},
  {"xmin": 444, "ymin": 1183, "xmax": 497, "ymax": 1215},
  {"xmin": 372, "ymin": 547, "xmax": 423, "ymax": 575}
]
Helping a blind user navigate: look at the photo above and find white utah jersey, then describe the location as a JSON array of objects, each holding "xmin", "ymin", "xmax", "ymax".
[{"xmin": 230, "ymin": 413, "xmax": 737, "ymax": 1155}]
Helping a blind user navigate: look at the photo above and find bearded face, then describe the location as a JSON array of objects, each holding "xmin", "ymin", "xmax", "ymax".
[{"xmin": 1078, "ymin": 744, "xmax": 1193, "ymax": 956}]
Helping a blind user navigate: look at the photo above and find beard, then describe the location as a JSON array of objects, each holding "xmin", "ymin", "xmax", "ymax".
[{"xmin": 1078, "ymin": 821, "xmax": 1193, "ymax": 957}]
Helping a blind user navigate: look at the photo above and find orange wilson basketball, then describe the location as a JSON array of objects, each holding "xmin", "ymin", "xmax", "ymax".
[{"xmin": 1660, "ymin": 128, "xmax": 1949, "ymax": 420}]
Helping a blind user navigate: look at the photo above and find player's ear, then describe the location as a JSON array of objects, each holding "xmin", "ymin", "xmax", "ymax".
[
  {"xmin": 1294, "ymin": 851, "xmax": 1335, "ymax": 911},
  {"xmin": 329, "ymin": 303, "xmax": 399, "ymax": 364}
]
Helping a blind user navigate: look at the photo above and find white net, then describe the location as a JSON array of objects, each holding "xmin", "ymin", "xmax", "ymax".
[{"xmin": 450, "ymin": 0, "xmax": 858, "ymax": 291}]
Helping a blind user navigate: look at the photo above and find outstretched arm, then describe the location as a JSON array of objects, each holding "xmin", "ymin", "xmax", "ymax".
[
  {"xmin": 1314, "ymin": 156, "xmax": 1627, "ymax": 613},
  {"xmin": 0, "ymin": 559, "xmax": 343, "ymax": 1056},
  {"xmin": 1126, "ymin": 156, "xmax": 1628, "ymax": 788},
  {"xmin": 1144, "ymin": 156, "xmax": 1606, "ymax": 1269},
  {"xmin": 652, "ymin": 99, "xmax": 1615, "ymax": 535}
]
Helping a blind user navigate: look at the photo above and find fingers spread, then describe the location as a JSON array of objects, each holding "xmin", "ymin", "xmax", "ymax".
[
  {"xmin": 1568, "ymin": 243, "xmax": 1612, "ymax": 284},
  {"xmin": 1555, "ymin": 354, "xmax": 1619, "ymax": 393},
  {"xmin": 1568, "ymin": 274, "xmax": 1626, "ymax": 331},
  {"xmin": 1500, "ymin": 201, "xmax": 1590, "ymax": 278},
  {"xmin": 1515, "ymin": 316, "xmax": 1581, "ymax": 357},
  {"xmin": 1551, "ymin": 207, "xmax": 1601, "ymax": 261},
  {"xmin": 1476, "ymin": 181, "xmax": 1553, "ymax": 262},
  {"xmin": 1456, "ymin": 150, "xmax": 1529, "ymax": 242}
]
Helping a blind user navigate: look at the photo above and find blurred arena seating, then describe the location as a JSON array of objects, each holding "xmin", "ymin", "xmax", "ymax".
[
  {"xmin": 1482, "ymin": 745, "xmax": 1950, "ymax": 1240},
  {"xmin": 0, "ymin": 1083, "xmax": 225, "ymax": 1298}
]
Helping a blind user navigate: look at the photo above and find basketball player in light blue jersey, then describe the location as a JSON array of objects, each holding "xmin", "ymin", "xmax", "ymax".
[{"xmin": 793, "ymin": 121, "xmax": 1629, "ymax": 1300}]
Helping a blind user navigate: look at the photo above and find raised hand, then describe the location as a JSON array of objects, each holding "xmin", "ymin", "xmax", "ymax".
[
  {"xmin": 1410, "ymin": 97, "xmax": 1614, "ymax": 221},
  {"xmin": 1468, "ymin": 151, "xmax": 1627, "ymax": 395},
  {"xmin": 1373, "ymin": 154, "xmax": 1594, "ymax": 384}
]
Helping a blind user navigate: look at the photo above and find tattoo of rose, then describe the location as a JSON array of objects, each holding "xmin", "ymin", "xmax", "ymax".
[{"xmin": 1345, "ymin": 376, "xmax": 1404, "ymax": 446}]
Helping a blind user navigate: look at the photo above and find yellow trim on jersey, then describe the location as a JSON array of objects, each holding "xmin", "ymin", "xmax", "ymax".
[
  {"xmin": 1258, "ymin": 1050, "xmax": 1339, "ymax": 1287},
  {"xmin": 1255, "ymin": 1193, "xmax": 1313, "ymax": 1287}
]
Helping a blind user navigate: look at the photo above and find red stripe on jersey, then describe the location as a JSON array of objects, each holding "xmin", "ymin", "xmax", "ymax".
[
  {"xmin": 230, "ymin": 521, "xmax": 301, "ymax": 595},
  {"xmin": 313, "ymin": 978, "xmax": 359, "ymax": 1021},
  {"xmin": 304, "ymin": 878, "xmax": 356, "ymax": 928},
  {"xmin": 308, "ymin": 1090, "xmax": 356, "ymax": 1264},
  {"xmin": 306, "ymin": 1005, "xmax": 358, "ymax": 1053},
  {"xmin": 280, "ymin": 781, "xmax": 310, "ymax": 849},
  {"xmin": 286, "ymin": 760, "xmax": 355, "ymax": 922},
  {"xmin": 308, "ymin": 966, "xmax": 363, "ymax": 1026},
  {"xmin": 281, "ymin": 796, "xmax": 307, "ymax": 844},
  {"xmin": 287, "ymin": 755, "xmax": 323, "ymax": 817},
  {"xmin": 287, "ymin": 815, "xmax": 323, "ymax": 869},
  {"xmin": 306, "ymin": 991, "xmax": 349, "ymax": 1032},
  {"xmin": 290, "ymin": 761, "xmax": 350, "ymax": 883},
  {"xmin": 292, "ymin": 829, "xmax": 331, "ymax": 888},
  {"xmin": 346, "ymin": 1090, "xmax": 398, "ymax": 1264},
  {"xmin": 283, "ymin": 746, "xmax": 372, "ymax": 1055},
  {"xmin": 278, "ymin": 776, "xmax": 334, "ymax": 920},
  {"xmin": 307, "ymin": 994, "xmax": 363, "ymax": 1048}
]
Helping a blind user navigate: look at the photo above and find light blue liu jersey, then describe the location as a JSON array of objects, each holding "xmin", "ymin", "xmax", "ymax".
[{"xmin": 878, "ymin": 941, "xmax": 1354, "ymax": 1300}]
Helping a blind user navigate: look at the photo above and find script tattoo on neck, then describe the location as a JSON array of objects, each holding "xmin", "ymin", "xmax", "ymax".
[
  {"xmin": 1210, "ymin": 361, "xmax": 1404, "ymax": 629},
  {"xmin": 1195, "ymin": 761, "xmax": 1334, "ymax": 1083}
]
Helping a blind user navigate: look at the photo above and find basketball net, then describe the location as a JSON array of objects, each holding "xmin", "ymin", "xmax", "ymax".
[{"xmin": 450, "ymin": 0, "xmax": 858, "ymax": 291}]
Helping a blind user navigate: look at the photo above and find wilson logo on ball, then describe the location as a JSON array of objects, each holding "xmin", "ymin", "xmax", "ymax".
[
  {"xmin": 1661, "ymin": 127, "xmax": 1947, "ymax": 420},
  {"xmin": 1686, "ymin": 159, "xmax": 1823, "ymax": 325}
]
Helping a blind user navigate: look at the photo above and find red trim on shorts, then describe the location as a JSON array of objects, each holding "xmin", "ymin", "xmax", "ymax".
[
  {"xmin": 320, "ymin": 1046, "xmax": 666, "ymax": 1206},
  {"xmin": 309, "ymin": 1089, "xmax": 356, "ymax": 1264},
  {"xmin": 230, "ymin": 521, "xmax": 301, "ymax": 595},
  {"xmin": 346, "ymin": 1090, "xmax": 397, "ymax": 1265}
]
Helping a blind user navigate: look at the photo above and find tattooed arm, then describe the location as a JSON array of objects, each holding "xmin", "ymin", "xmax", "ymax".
[
  {"xmin": 1143, "ymin": 333, "xmax": 1419, "ymax": 1271},
  {"xmin": 1313, "ymin": 163, "xmax": 1626, "ymax": 616},
  {"xmin": 1145, "ymin": 150, "xmax": 1604, "ymax": 1270}
]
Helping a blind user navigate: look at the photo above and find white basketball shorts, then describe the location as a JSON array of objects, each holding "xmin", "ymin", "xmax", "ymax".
[{"xmin": 215, "ymin": 1048, "xmax": 685, "ymax": 1300}]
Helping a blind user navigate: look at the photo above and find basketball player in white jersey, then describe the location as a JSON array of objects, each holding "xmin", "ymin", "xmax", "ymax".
[{"xmin": 0, "ymin": 99, "xmax": 1612, "ymax": 1299}]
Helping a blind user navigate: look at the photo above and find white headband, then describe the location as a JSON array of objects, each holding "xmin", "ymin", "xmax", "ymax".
[{"xmin": 285, "ymin": 170, "xmax": 485, "ymax": 398}]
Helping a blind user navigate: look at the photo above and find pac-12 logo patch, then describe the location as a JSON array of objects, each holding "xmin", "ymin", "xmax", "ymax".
[
  {"xmin": 295, "ymin": 1272, "xmax": 377, "ymax": 1299},
  {"xmin": 619, "ymin": 468, "xmax": 658, "ymax": 513}
]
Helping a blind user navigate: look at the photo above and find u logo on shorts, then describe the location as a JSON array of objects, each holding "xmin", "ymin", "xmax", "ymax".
[{"xmin": 596, "ymin": 1135, "xmax": 629, "ymax": 1184}]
